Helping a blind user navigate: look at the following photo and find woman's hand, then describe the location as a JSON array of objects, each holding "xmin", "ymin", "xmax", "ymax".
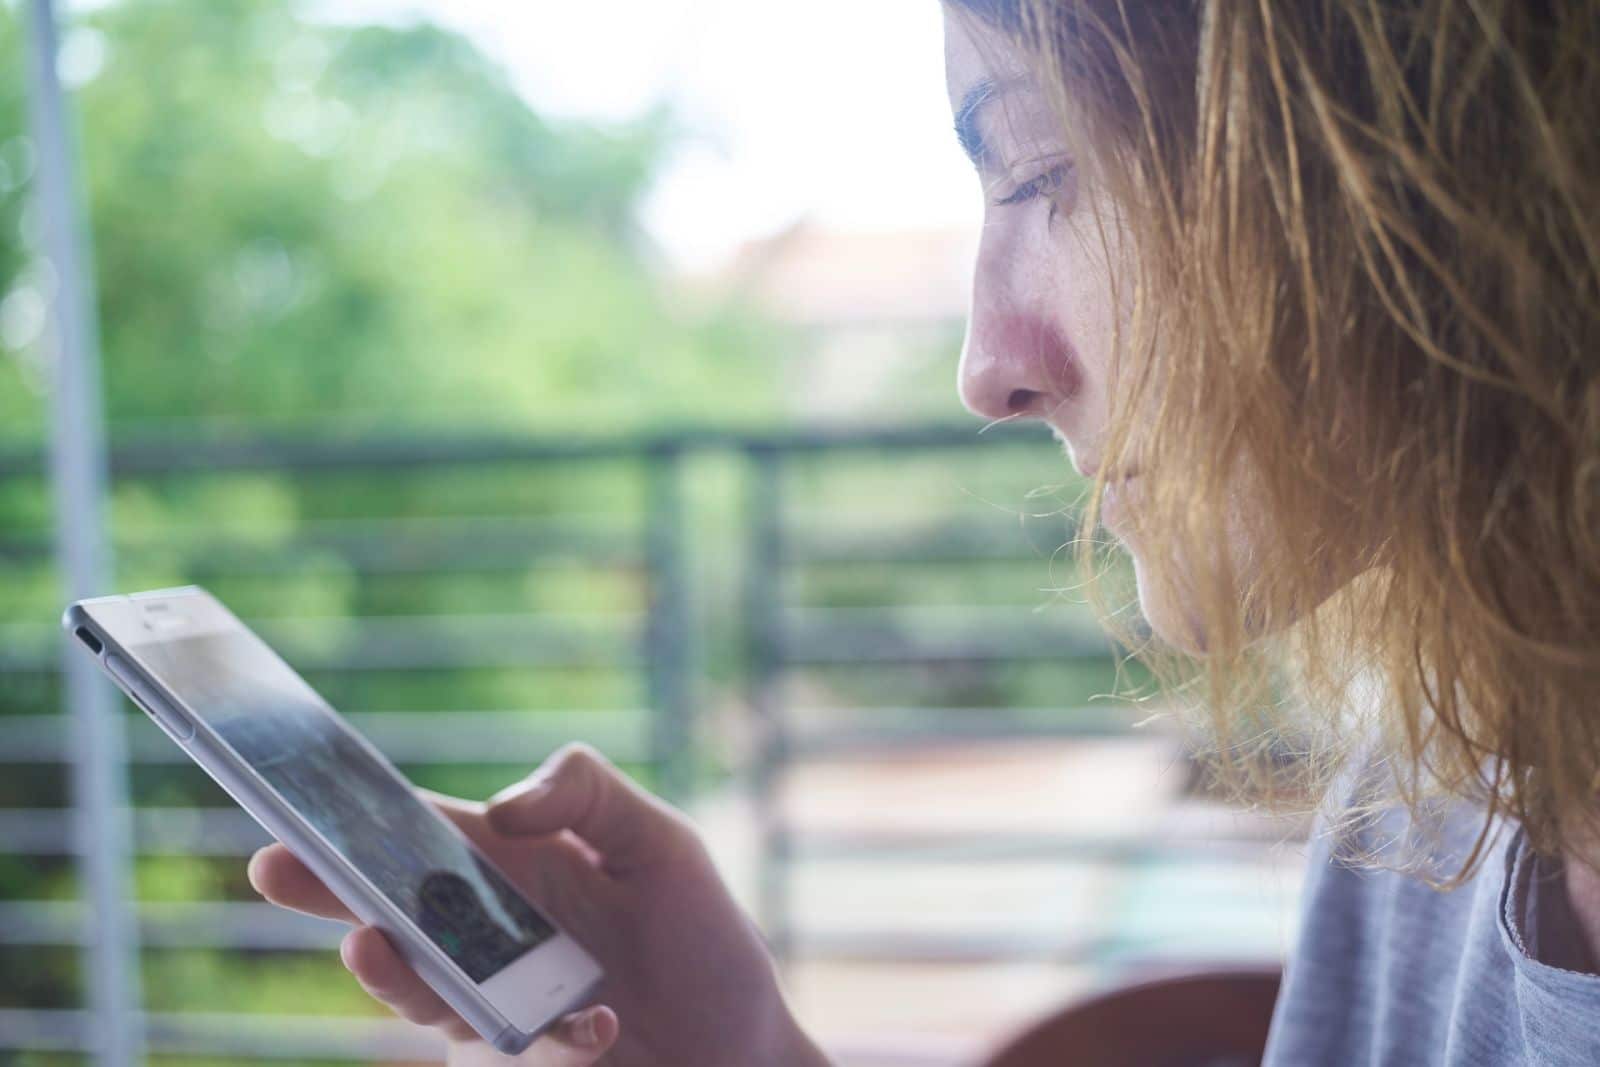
[{"xmin": 247, "ymin": 744, "xmax": 829, "ymax": 1067}]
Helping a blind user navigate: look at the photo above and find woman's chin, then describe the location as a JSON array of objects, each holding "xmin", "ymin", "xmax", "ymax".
[{"xmin": 1130, "ymin": 553, "xmax": 1211, "ymax": 656}]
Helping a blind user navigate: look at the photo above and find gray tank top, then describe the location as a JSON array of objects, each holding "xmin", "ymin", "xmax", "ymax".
[{"xmin": 1264, "ymin": 810, "xmax": 1600, "ymax": 1065}]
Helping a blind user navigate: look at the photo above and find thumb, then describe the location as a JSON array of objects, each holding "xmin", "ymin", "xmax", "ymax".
[
  {"xmin": 452, "ymin": 1006, "xmax": 619, "ymax": 1067},
  {"xmin": 530, "ymin": 1006, "xmax": 620, "ymax": 1067},
  {"xmin": 487, "ymin": 744, "xmax": 696, "ymax": 875}
]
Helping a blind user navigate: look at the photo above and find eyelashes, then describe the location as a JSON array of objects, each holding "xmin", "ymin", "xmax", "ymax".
[{"xmin": 990, "ymin": 162, "xmax": 1073, "ymax": 221}]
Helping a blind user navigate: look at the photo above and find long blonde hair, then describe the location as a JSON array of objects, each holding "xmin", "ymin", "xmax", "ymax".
[{"xmin": 956, "ymin": 0, "xmax": 1600, "ymax": 877}]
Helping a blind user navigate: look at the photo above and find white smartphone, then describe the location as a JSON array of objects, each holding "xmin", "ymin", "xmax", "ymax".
[{"xmin": 64, "ymin": 586, "xmax": 604, "ymax": 1055}]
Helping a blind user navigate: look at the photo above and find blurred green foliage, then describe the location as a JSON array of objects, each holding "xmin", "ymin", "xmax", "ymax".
[{"xmin": 0, "ymin": 0, "xmax": 789, "ymax": 434}]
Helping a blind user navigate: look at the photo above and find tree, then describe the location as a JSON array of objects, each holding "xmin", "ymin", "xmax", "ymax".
[{"xmin": 0, "ymin": 0, "xmax": 787, "ymax": 435}]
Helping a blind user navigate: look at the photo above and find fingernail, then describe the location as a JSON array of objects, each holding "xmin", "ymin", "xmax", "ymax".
[
  {"xmin": 339, "ymin": 930, "xmax": 359, "ymax": 971},
  {"xmin": 489, "ymin": 776, "xmax": 550, "ymax": 809},
  {"xmin": 573, "ymin": 1009, "xmax": 600, "ymax": 1046},
  {"xmin": 244, "ymin": 849, "xmax": 265, "ymax": 891}
]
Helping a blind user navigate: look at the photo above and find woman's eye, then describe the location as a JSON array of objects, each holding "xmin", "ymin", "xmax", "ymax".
[{"xmin": 991, "ymin": 163, "xmax": 1072, "ymax": 214}]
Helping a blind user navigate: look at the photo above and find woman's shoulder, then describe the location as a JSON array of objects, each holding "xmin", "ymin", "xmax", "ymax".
[{"xmin": 1267, "ymin": 812, "xmax": 1600, "ymax": 1066}]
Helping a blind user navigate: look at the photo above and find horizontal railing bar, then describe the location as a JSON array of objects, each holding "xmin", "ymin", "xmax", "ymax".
[
  {"xmin": 0, "ymin": 815, "xmax": 1279, "ymax": 863},
  {"xmin": 792, "ymin": 930, "xmax": 1284, "ymax": 966},
  {"xmin": 780, "ymin": 621, "xmax": 1111, "ymax": 664},
  {"xmin": 789, "ymin": 829, "xmax": 1281, "ymax": 864},
  {"xmin": 0, "ymin": 543, "xmax": 638, "ymax": 575},
  {"xmin": 0, "ymin": 613, "xmax": 640, "ymax": 673},
  {"xmin": 0, "ymin": 1007, "xmax": 972, "ymax": 1065},
  {"xmin": 0, "ymin": 817, "xmax": 1271, "ymax": 862},
  {"xmin": 0, "ymin": 515, "xmax": 642, "ymax": 571},
  {"xmin": 3, "ymin": 610, "xmax": 1115, "ymax": 672},
  {"xmin": 2, "ymin": 520, "xmax": 1075, "ymax": 571},
  {"xmin": 2, "ymin": 511, "xmax": 636, "ymax": 549},
  {"xmin": 786, "ymin": 525, "xmax": 1078, "ymax": 566},
  {"xmin": 0, "ymin": 1008, "xmax": 445, "ymax": 1059},
  {"xmin": 0, "ymin": 709, "xmax": 647, "ymax": 766},
  {"xmin": 788, "ymin": 605, "xmax": 1094, "ymax": 623},
  {"xmin": 2, "ymin": 611, "xmax": 637, "ymax": 643},
  {"xmin": 5, "ymin": 532, "xmax": 1059, "ymax": 573},
  {"xmin": 0, "ymin": 897, "xmax": 1270, "ymax": 962},
  {"xmin": 789, "ymin": 544, "xmax": 1067, "ymax": 566},
  {"xmin": 0, "ymin": 808, "xmax": 273, "ymax": 856},
  {"xmin": 786, "ymin": 606, "xmax": 1105, "ymax": 633},
  {"xmin": 0, "ymin": 423, "xmax": 1053, "ymax": 478},
  {"xmin": 0, "ymin": 901, "xmax": 344, "ymax": 949},
  {"xmin": 787, "ymin": 710, "xmax": 1145, "ymax": 756},
  {"xmin": 790, "ymin": 928, "xmax": 1117, "ymax": 965}
]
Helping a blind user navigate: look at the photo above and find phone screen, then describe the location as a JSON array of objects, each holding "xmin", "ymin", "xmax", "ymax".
[{"xmin": 129, "ymin": 627, "xmax": 557, "ymax": 983}]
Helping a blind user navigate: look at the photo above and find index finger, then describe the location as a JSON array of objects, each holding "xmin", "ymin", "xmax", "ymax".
[
  {"xmin": 485, "ymin": 743, "xmax": 695, "ymax": 874},
  {"xmin": 247, "ymin": 843, "xmax": 356, "ymax": 923}
]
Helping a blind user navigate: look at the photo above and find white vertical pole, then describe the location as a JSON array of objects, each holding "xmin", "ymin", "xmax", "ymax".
[{"xmin": 23, "ymin": 0, "xmax": 143, "ymax": 1063}]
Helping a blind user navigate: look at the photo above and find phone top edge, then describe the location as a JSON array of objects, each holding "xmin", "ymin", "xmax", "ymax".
[
  {"xmin": 128, "ymin": 584, "xmax": 209, "ymax": 602},
  {"xmin": 71, "ymin": 588, "xmax": 238, "ymax": 648},
  {"xmin": 61, "ymin": 595, "xmax": 125, "ymax": 631},
  {"xmin": 63, "ymin": 586, "xmax": 216, "ymax": 630},
  {"xmin": 60, "ymin": 601, "xmax": 92, "ymax": 632}
]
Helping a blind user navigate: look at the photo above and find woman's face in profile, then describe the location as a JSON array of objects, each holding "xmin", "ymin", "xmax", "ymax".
[
  {"xmin": 944, "ymin": 8, "xmax": 1196, "ymax": 642},
  {"xmin": 946, "ymin": 8, "xmax": 1360, "ymax": 652},
  {"xmin": 944, "ymin": 8, "xmax": 1335, "ymax": 652}
]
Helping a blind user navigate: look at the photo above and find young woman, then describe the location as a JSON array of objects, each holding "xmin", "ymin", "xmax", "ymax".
[{"xmin": 250, "ymin": 1, "xmax": 1600, "ymax": 1063}]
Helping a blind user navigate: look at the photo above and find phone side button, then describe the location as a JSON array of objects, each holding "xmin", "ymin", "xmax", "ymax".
[{"xmin": 104, "ymin": 654, "xmax": 196, "ymax": 742}]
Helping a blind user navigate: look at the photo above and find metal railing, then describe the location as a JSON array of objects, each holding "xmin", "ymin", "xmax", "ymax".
[
  {"xmin": 1, "ymin": 421, "xmax": 1287, "ymax": 1063},
  {"xmin": 1, "ymin": 428, "xmax": 713, "ymax": 1061}
]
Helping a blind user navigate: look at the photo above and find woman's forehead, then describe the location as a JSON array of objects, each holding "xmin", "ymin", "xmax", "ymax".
[{"xmin": 943, "ymin": 6, "xmax": 1031, "ymax": 110}]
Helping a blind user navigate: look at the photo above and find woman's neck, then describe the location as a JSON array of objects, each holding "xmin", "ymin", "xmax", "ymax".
[{"xmin": 1564, "ymin": 833, "xmax": 1600, "ymax": 968}]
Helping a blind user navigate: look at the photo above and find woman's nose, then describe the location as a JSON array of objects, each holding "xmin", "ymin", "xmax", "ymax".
[{"xmin": 958, "ymin": 309, "xmax": 1077, "ymax": 422}]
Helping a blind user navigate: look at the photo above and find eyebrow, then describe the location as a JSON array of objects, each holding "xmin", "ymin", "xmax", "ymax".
[{"xmin": 954, "ymin": 78, "xmax": 1000, "ymax": 167}]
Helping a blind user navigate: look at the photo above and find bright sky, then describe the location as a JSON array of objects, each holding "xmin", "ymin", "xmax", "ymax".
[{"xmin": 312, "ymin": 0, "xmax": 983, "ymax": 271}]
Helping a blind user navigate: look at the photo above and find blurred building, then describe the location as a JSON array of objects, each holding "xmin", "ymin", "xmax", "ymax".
[{"xmin": 702, "ymin": 223, "xmax": 977, "ymax": 417}]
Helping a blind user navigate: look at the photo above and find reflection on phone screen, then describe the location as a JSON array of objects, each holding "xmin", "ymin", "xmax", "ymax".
[{"xmin": 134, "ymin": 630, "xmax": 556, "ymax": 982}]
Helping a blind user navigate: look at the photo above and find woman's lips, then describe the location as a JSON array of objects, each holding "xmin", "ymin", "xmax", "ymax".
[{"xmin": 1073, "ymin": 453, "xmax": 1142, "ymax": 527}]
